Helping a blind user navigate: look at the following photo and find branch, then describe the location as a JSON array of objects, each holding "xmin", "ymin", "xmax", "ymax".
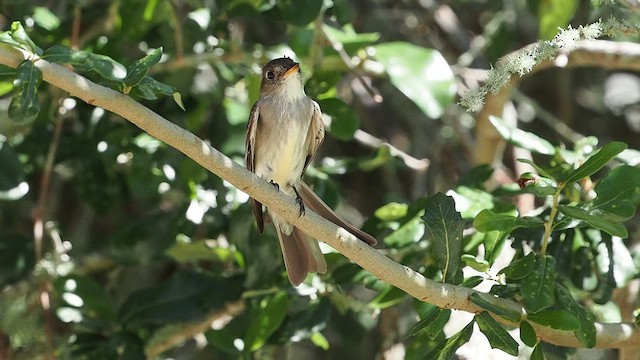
[
  {"xmin": 1, "ymin": 46, "xmax": 639, "ymax": 350},
  {"xmin": 144, "ymin": 300, "xmax": 245, "ymax": 359},
  {"xmin": 473, "ymin": 39, "xmax": 640, "ymax": 165}
]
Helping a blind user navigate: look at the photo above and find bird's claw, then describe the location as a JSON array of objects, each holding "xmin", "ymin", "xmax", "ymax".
[
  {"xmin": 269, "ymin": 180, "xmax": 280, "ymax": 191},
  {"xmin": 292, "ymin": 186, "xmax": 305, "ymax": 217}
]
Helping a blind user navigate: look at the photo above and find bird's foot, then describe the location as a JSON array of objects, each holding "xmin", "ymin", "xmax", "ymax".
[
  {"xmin": 292, "ymin": 185, "xmax": 305, "ymax": 217},
  {"xmin": 269, "ymin": 180, "xmax": 280, "ymax": 191}
]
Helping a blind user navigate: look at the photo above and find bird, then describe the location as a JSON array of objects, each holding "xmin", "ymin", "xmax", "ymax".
[{"xmin": 245, "ymin": 57, "xmax": 377, "ymax": 286}]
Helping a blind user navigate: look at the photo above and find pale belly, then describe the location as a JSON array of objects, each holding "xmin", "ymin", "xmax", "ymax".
[{"xmin": 254, "ymin": 116, "xmax": 309, "ymax": 195}]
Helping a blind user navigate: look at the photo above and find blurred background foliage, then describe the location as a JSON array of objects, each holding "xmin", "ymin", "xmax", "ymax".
[{"xmin": 0, "ymin": 0, "xmax": 639, "ymax": 359}]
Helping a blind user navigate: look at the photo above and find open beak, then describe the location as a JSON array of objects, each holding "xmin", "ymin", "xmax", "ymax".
[{"xmin": 283, "ymin": 63, "xmax": 300, "ymax": 77}]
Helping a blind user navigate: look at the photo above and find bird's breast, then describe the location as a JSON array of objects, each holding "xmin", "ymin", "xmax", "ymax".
[{"xmin": 254, "ymin": 98, "xmax": 313, "ymax": 191}]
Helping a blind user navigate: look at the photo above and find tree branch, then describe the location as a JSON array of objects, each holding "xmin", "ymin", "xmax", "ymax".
[
  {"xmin": 1, "ymin": 46, "xmax": 639, "ymax": 349},
  {"xmin": 473, "ymin": 39, "xmax": 640, "ymax": 165}
]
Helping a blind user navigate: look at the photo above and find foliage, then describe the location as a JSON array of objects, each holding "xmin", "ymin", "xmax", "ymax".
[{"xmin": 1, "ymin": 0, "xmax": 639, "ymax": 359}]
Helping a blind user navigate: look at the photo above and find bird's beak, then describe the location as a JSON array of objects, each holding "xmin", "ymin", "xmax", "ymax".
[{"xmin": 283, "ymin": 63, "xmax": 300, "ymax": 78}]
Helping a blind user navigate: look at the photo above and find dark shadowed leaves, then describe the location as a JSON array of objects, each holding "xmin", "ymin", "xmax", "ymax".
[
  {"xmin": 475, "ymin": 312, "xmax": 518, "ymax": 356},
  {"xmin": 521, "ymin": 255, "xmax": 556, "ymax": 313},
  {"xmin": 276, "ymin": 0, "xmax": 323, "ymax": 26},
  {"xmin": 500, "ymin": 252, "xmax": 537, "ymax": 280},
  {"xmin": 469, "ymin": 292, "xmax": 522, "ymax": 322},
  {"xmin": 531, "ymin": 343, "xmax": 545, "ymax": 360},
  {"xmin": 519, "ymin": 320, "xmax": 538, "ymax": 347},
  {"xmin": 118, "ymin": 271, "xmax": 243, "ymax": 328},
  {"xmin": 425, "ymin": 320, "xmax": 474, "ymax": 360},
  {"xmin": 422, "ymin": 193, "xmax": 464, "ymax": 283},
  {"xmin": 9, "ymin": 60, "xmax": 42, "ymax": 125},
  {"xmin": 555, "ymin": 285, "xmax": 596, "ymax": 347},
  {"xmin": 0, "ymin": 137, "xmax": 26, "ymax": 199}
]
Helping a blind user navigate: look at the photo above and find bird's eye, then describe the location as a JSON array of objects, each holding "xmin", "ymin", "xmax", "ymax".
[{"xmin": 265, "ymin": 70, "xmax": 275, "ymax": 80}]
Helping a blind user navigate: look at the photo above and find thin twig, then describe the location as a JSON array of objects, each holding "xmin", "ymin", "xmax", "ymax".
[
  {"xmin": 353, "ymin": 129, "xmax": 430, "ymax": 171},
  {"xmin": 33, "ymin": 110, "xmax": 65, "ymax": 360},
  {"xmin": 71, "ymin": 5, "xmax": 81, "ymax": 49},
  {"xmin": 169, "ymin": 0, "xmax": 185, "ymax": 62},
  {"xmin": 320, "ymin": 24, "xmax": 383, "ymax": 103},
  {"xmin": 144, "ymin": 300, "xmax": 245, "ymax": 359},
  {"xmin": 512, "ymin": 90, "xmax": 583, "ymax": 144}
]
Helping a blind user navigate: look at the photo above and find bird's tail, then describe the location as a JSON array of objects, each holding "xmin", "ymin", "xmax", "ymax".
[
  {"xmin": 276, "ymin": 226, "xmax": 327, "ymax": 286},
  {"xmin": 298, "ymin": 182, "xmax": 377, "ymax": 246}
]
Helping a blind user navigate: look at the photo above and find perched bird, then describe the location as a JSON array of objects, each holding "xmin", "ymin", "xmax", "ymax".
[{"xmin": 245, "ymin": 57, "xmax": 377, "ymax": 286}]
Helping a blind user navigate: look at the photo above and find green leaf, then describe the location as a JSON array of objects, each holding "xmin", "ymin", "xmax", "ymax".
[
  {"xmin": 474, "ymin": 209, "xmax": 544, "ymax": 233},
  {"xmin": 592, "ymin": 165, "xmax": 640, "ymax": 221},
  {"xmin": 517, "ymin": 173, "xmax": 558, "ymax": 196},
  {"xmin": 462, "ymin": 254, "xmax": 490, "ymax": 272},
  {"xmin": 484, "ymin": 231, "xmax": 508, "ymax": 265},
  {"xmin": 322, "ymin": 25, "xmax": 380, "ymax": 54},
  {"xmin": 425, "ymin": 320, "xmax": 474, "ymax": 360},
  {"xmin": 10, "ymin": 21, "xmax": 42, "ymax": 54},
  {"xmin": 461, "ymin": 276, "xmax": 483, "ymax": 288},
  {"xmin": 563, "ymin": 141, "xmax": 627, "ymax": 184},
  {"xmin": 517, "ymin": 158, "xmax": 556, "ymax": 180},
  {"xmin": 469, "ymin": 292, "xmax": 522, "ymax": 322},
  {"xmin": 527, "ymin": 309, "xmax": 581, "ymax": 331},
  {"xmin": 165, "ymin": 238, "xmax": 237, "ymax": 263},
  {"xmin": 244, "ymin": 291, "xmax": 289, "ymax": 352},
  {"xmin": 475, "ymin": 312, "xmax": 519, "ymax": 356},
  {"xmin": 448, "ymin": 186, "xmax": 495, "ymax": 219},
  {"xmin": 42, "ymin": 45, "xmax": 89, "ymax": 64},
  {"xmin": 374, "ymin": 202, "xmax": 409, "ymax": 221},
  {"xmin": 0, "ymin": 31, "xmax": 24, "ymax": 49},
  {"xmin": 558, "ymin": 205, "xmax": 628, "ymax": 238},
  {"xmin": 318, "ymin": 98, "xmax": 360, "ymax": 140},
  {"xmin": 406, "ymin": 306, "xmax": 446, "ymax": 338},
  {"xmin": 9, "ymin": 60, "xmax": 42, "ymax": 125},
  {"xmin": 519, "ymin": 321, "xmax": 538, "ymax": 347},
  {"xmin": 538, "ymin": 0, "xmax": 579, "ymax": 40},
  {"xmin": 368, "ymin": 286, "xmax": 406, "ymax": 309},
  {"xmin": 383, "ymin": 216, "xmax": 424, "ymax": 249},
  {"xmin": 521, "ymin": 255, "xmax": 556, "ymax": 313},
  {"xmin": 124, "ymin": 47, "xmax": 163, "ymax": 87},
  {"xmin": 422, "ymin": 193, "xmax": 464, "ymax": 283},
  {"xmin": 309, "ymin": 332, "xmax": 329, "ymax": 350},
  {"xmin": 276, "ymin": 0, "xmax": 323, "ymax": 26},
  {"xmin": 555, "ymin": 285, "xmax": 596, "ymax": 347},
  {"xmin": 0, "ymin": 64, "xmax": 16, "ymax": 77},
  {"xmin": 372, "ymin": 42, "xmax": 455, "ymax": 119},
  {"xmin": 87, "ymin": 53, "xmax": 127, "ymax": 81},
  {"xmin": 33, "ymin": 7, "xmax": 61, "ymax": 31},
  {"xmin": 500, "ymin": 252, "xmax": 537, "ymax": 280},
  {"xmin": 489, "ymin": 116, "xmax": 555, "ymax": 155},
  {"xmin": 531, "ymin": 343, "xmax": 545, "ymax": 360}
]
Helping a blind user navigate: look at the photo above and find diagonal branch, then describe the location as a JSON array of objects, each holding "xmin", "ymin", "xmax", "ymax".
[{"xmin": 1, "ymin": 46, "xmax": 639, "ymax": 349}]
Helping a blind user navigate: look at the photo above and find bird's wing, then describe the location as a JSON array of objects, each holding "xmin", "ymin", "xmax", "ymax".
[
  {"xmin": 303, "ymin": 100, "xmax": 325, "ymax": 174},
  {"xmin": 245, "ymin": 102, "xmax": 265, "ymax": 233}
]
